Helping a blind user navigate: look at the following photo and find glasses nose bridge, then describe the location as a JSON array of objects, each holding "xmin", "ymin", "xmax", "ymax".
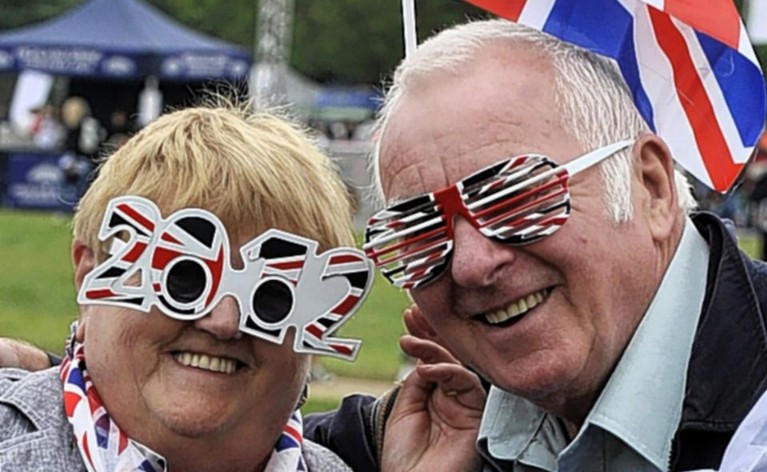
[
  {"xmin": 434, "ymin": 184, "xmax": 479, "ymax": 236},
  {"xmin": 225, "ymin": 259, "xmax": 265, "ymax": 314}
]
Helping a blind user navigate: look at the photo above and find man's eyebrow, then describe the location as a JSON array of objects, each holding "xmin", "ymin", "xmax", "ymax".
[
  {"xmin": 387, "ymin": 196, "xmax": 409, "ymax": 206},
  {"xmin": 386, "ymin": 189, "xmax": 432, "ymax": 208}
]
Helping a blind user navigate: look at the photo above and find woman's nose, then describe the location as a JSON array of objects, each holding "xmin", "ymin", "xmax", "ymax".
[{"xmin": 193, "ymin": 296, "xmax": 242, "ymax": 340}]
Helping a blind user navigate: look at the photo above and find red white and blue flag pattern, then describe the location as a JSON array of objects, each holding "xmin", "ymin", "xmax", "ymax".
[
  {"xmin": 61, "ymin": 337, "xmax": 307, "ymax": 472},
  {"xmin": 465, "ymin": 0, "xmax": 767, "ymax": 192},
  {"xmin": 79, "ymin": 196, "xmax": 374, "ymax": 361},
  {"xmin": 60, "ymin": 341, "xmax": 166, "ymax": 472}
]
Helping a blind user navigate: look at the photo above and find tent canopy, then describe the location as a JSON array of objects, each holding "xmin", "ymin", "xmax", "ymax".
[{"xmin": 0, "ymin": 0, "xmax": 251, "ymax": 81}]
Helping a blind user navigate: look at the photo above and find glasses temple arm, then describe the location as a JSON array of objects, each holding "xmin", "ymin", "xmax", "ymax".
[{"xmin": 565, "ymin": 139, "xmax": 634, "ymax": 175}]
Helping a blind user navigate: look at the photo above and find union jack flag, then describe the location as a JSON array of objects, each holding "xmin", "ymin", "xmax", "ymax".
[
  {"xmin": 464, "ymin": 0, "xmax": 767, "ymax": 192},
  {"xmin": 267, "ymin": 411, "xmax": 308, "ymax": 471},
  {"xmin": 61, "ymin": 341, "xmax": 165, "ymax": 472}
]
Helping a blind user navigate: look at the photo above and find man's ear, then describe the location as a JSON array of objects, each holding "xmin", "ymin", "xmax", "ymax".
[{"xmin": 632, "ymin": 133, "xmax": 679, "ymax": 241}]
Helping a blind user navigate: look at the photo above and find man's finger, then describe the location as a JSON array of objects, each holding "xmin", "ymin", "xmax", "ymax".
[
  {"xmin": 416, "ymin": 363, "xmax": 486, "ymax": 410},
  {"xmin": 400, "ymin": 334, "xmax": 459, "ymax": 365},
  {"xmin": 403, "ymin": 304, "xmax": 440, "ymax": 342}
]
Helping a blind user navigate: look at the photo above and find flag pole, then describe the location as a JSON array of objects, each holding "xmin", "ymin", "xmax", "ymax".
[{"xmin": 402, "ymin": 0, "xmax": 417, "ymax": 57}]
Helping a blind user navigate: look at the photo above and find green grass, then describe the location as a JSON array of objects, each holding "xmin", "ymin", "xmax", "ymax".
[
  {"xmin": 303, "ymin": 397, "xmax": 345, "ymax": 415},
  {"xmin": 0, "ymin": 211, "xmax": 79, "ymax": 353},
  {"xmin": 0, "ymin": 209, "xmax": 411, "ymax": 381},
  {"xmin": 321, "ymin": 272, "xmax": 410, "ymax": 380},
  {"xmin": 737, "ymin": 230, "xmax": 761, "ymax": 260}
]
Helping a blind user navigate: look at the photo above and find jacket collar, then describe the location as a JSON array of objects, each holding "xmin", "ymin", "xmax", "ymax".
[
  {"xmin": 0, "ymin": 369, "xmax": 84, "ymax": 470},
  {"xmin": 0, "ymin": 368, "xmax": 66, "ymax": 431},
  {"xmin": 682, "ymin": 212, "xmax": 767, "ymax": 430}
]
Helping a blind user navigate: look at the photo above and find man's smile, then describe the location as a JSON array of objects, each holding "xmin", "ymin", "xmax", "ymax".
[{"xmin": 479, "ymin": 288, "xmax": 552, "ymax": 326}]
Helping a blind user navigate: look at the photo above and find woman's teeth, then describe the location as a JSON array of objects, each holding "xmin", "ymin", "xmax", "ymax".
[
  {"xmin": 174, "ymin": 352, "xmax": 237, "ymax": 374},
  {"xmin": 484, "ymin": 289, "xmax": 547, "ymax": 325}
]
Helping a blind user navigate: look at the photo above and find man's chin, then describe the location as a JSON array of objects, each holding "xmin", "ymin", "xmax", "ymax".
[{"xmin": 487, "ymin": 361, "xmax": 580, "ymax": 405}]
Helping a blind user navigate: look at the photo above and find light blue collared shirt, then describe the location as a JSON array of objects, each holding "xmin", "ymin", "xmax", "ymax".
[{"xmin": 478, "ymin": 218, "xmax": 710, "ymax": 471}]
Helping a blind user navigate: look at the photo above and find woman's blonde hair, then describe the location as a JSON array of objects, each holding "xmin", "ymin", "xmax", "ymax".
[{"xmin": 74, "ymin": 99, "xmax": 354, "ymax": 262}]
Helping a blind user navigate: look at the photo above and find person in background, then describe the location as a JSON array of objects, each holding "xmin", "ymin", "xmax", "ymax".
[
  {"xmin": 58, "ymin": 96, "xmax": 105, "ymax": 193},
  {"xmin": 61, "ymin": 96, "xmax": 105, "ymax": 163},
  {"xmin": 102, "ymin": 107, "xmax": 136, "ymax": 151},
  {"xmin": 29, "ymin": 104, "xmax": 65, "ymax": 150}
]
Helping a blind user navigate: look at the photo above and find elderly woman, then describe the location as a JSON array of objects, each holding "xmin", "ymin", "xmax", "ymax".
[{"xmin": 0, "ymin": 102, "xmax": 372, "ymax": 471}]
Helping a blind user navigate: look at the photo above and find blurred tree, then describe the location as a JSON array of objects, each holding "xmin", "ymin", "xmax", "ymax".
[
  {"xmin": 151, "ymin": 0, "xmax": 255, "ymax": 51},
  {"xmin": 739, "ymin": 0, "xmax": 767, "ymax": 87},
  {"xmin": 0, "ymin": 0, "xmax": 80, "ymax": 30},
  {"xmin": 0, "ymin": 0, "xmax": 81, "ymax": 108},
  {"xmin": 292, "ymin": 0, "xmax": 488, "ymax": 84}
]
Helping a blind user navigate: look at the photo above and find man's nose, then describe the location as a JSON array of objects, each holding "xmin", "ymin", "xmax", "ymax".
[
  {"xmin": 194, "ymin": 296, "xmax": 242, "ymax": 340},
  {"xmin": 449, "ymin": 217, "xmax": 516, "ymax": 288}
]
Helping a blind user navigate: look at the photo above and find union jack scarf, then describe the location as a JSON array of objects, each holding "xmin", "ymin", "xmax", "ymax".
[{"xmin": 60, "ymin": 329, "xmax": 307, "ymax": 472}]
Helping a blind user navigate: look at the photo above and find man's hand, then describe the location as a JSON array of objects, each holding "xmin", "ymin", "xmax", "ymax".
[
  {"xmin": 0, "ymin": 338, "xmax": 52, "ymax": 371},
  {"xmin": 381, "ymin": 306, "xmax": 486, "ymax": 472}
]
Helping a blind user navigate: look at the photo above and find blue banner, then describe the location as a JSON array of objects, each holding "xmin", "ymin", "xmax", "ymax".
[{"xmin": 3, "ymin": 152, "xmax": 86, "ymax": 211}]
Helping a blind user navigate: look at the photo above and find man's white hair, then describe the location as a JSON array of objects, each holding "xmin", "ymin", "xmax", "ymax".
[{"xmin": 371, "ymin": 19, "xmax": 697, "ymax": 222}]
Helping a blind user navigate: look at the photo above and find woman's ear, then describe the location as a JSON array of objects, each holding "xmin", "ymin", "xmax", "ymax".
[
  {"xmin": 72, "ymin": 239, "xmax": 95, "ymax": 343},
  {"xmin": 75, "ymin": 317, "xmax": 87, "ymax": 343},
  {"xmin": 72, "ymin": 239, "xmax": 95, "ymax": 293},
  {"xmin": 632, "ymin": 133, "xmax": 679, "ymax": 241}
]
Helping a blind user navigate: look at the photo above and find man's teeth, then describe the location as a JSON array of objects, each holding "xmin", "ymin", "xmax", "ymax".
[
  {"xmin": 174, "ymin": 352, "xmax": 237, "ymax": 374},
  {"xmin": 485, "ymin": 290, "xmax": 547, "ymax": 325}
]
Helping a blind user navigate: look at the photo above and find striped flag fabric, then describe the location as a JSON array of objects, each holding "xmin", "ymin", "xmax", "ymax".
[
  {"xmin": 464, "ymin": 0, "xmax": 767, "ymax": 192},
  {"xmin": 61, "ymin": 341, "xmax": 166, "ymax": 472}
]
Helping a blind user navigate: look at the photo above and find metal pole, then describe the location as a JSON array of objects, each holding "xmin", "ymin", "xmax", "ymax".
[{"xmin": 253, "ymin": 0, "xmax": 294, "ymax": 105}]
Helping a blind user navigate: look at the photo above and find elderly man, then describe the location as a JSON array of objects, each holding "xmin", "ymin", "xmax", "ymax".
[{"xmin": 354, "ymin": 18, "xmax": 767, "ymax": 471}]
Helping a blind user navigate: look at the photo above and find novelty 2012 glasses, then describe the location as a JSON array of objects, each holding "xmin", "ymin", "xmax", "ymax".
[
  {"xmin": 79, "ymin": 196, "xmax": 373, "ymax": 361},
  {"xmin": 364, "ymin": 140, "xmax": 633, "ymax": 289}
]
